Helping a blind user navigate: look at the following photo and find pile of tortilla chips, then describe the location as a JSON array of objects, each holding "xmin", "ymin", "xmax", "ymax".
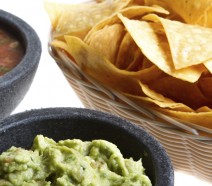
[{"xmin": 46, "ymin": 0, "xmax": 212, "ymax": 136}]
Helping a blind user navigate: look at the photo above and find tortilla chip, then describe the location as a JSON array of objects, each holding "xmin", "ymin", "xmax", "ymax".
[
  {"xmin": 132, "ymin": 0, "xmax": 145, "ymax": 5},
  {"xmin": 198, "ymin": 77, "xmax": 212, "ymax": 99},
  {"xmin": 143, "ymin": 14, "xmax": 212, "ymax": 70},
  {"xmin": 137, "ymin": 65, "xmax": 166, "ymax": 83},
  {"xmin": 84, "ymin": 5, "xmax": 169, "ymax": 43},
  {"xmin": 124, "ymin": 90, "xmax": 193, "ymax": 112},
  {"xmin": 64, "ymin": 36, "xmax": 147, "ymax": 95},
  {"xmin": 118, "ymin": 14, "xmax": 206, "ymax": 82},
  {"xmin": 196, "ymin": 106, "xmax": 212, "ymax": 112},
  {"xmin": 140, "ymin": 57, "xmax": 153, "ymax": 69},
  {"xmin": 125, "ymin": 49, "xmax": 144, "ymax": 71},
  {"xmin": 204, "ymin": 59, "xmax": 212, "ymax": 73},
  {"xmin": 45, "ymin": 0, "xmax": 131, "ymax": 39},
  {"xmin": 85, "ymin": 24, "xmax": 125, "ymax": 64},
  {"xmin": 51, "ymin": 39, "xmax": 69, "ymax": 51},
  {"xmin": 64, "ymin": 35, "xmax": 175, "ymax": 95},
  {"xmin": 158, "ymin": 108, "xmax": 212, "ymax": 130},
  {"xmin": 115, "ymin": 33, "xmax": 142, "ymax": 69},
  {"xmin": 196, "ymin": 6, "xmax": 212, "ymax": 28},
  {"xmin": 144, "ymin": 0, "xmax": 212, "ymax": 26},
  {"xmin": 148, "ymin": 76, "xmax": 212, "ymax": 110},
  {"xmin": 169, "ymin": 0, "xmax": 212, "ymax": 26}
]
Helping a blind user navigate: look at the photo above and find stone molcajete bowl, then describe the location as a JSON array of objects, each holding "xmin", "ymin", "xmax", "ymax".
[
  {"xmin": 0, "ymin": 10, "xmax": 41, "ymax": 120},
  {"xmin": 0, "ymin": 107, "xmax": 174, "ymax": 186}
]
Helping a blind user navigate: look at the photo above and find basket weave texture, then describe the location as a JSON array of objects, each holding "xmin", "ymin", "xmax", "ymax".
[{"xmin": 49, "ymin": 46, "xmax": 212, "ymax": 183}]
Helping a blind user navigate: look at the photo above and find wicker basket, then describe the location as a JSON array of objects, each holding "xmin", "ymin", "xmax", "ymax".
[{"xmin": 49, "ymin": 45, "xmax": 212, "ymax": 183}]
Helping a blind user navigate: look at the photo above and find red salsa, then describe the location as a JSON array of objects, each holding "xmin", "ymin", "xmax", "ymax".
[{"xmin": 0, "ymin": 28, "xmax": 24, "ymax": 76}]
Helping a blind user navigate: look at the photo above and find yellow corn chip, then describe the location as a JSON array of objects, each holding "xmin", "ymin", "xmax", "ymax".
[
  {"xmin": 196, "ymin": 6, "xmax": 212, "ymax": 27},
  {"xmin": 144, "ymin": 14, "xmax": 212, "ymax": 70},
  {"xmin": 148, "ymin": 76, "xmax": 212, "ymax": 110},
  {"xmin": 115, "ymin": 33, "xmax": 141, "ymax": 69},
  {"xmin": 204, "ymin": 59, "xmax": 212, "ymax": 73},
  {"xmin": 84, "ymin": 5, "xmax": 169, "ymax": 43},
  {"xmin": 124, "ymin": 91, "xmax": 193, "ymax": 112},
  {"xmin": 45, "ymin": 0, "xmax": 131, "ymax": 39},
  {"xmin": 85, "ymin": 24, "xmax": 125, "ymax": 64},
  {"xmin": 198, "ymin": 77, "xmax": 212, "ymax": 99},
  {"xmin": 64, "ymin": 36, "xmax": 146, "ymax": 95},
  {"xmin": 118, "ymin": 14, "xmax": 206, "ymax": 82},
  {"xmin": 125, "ymin": 49, "xmax": 144, "ymax": 71},
  {"xmin": 158, "ymin": 108, "xmax": 212, "ymax": 130},
  {"xmin": 144, "ymin": 0, "xmax": 212, "ymax": 26}
]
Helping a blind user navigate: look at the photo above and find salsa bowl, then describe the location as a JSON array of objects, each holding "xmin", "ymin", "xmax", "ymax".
[{"xmin": 0, "ymin": 10, "xmax": 41, "ymax": 120}]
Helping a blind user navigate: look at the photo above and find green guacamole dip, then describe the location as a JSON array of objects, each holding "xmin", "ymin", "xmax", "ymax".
[{"xmin": 0, "ymin": 135, "xmax": 152, "ymax": 186}]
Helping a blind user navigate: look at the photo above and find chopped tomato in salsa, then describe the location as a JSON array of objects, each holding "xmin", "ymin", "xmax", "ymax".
[{"xmin": 0, "ymin": 28, "xmax": 24, "ymax": 76}]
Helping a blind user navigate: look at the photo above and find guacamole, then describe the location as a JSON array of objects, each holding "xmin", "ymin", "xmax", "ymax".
[{"xmin": 0, "ymin": 135, "xmax": 152, "ymax": 186}]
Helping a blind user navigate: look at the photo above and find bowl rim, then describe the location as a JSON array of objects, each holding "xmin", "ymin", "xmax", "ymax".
[
  {"xmin": 0, "ymin": 9, "xmax": 41, "ymax": 87},
  {"xmin": 0, "ymin": 107, "xmax": 174, "ymax": 186}
]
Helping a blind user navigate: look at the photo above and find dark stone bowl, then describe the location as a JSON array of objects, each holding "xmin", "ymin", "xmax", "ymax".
[
  {"xmin": 0, "ymin": 107, "xmax": 174, "ymax": 186},
  {"xmin": 0, "ymin": 10, "xmax": 41, "ymax": 120}
]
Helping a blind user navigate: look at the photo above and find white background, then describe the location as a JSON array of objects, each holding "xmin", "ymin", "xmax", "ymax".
[{"xmin": 1, "ymin": 0, "xmax": 211, "ymax": 185}]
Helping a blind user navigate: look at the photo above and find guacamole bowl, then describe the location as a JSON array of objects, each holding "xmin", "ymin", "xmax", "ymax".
[
  {"xmin": 0, "ymin": 10, "xmax": 41, "ymax": 120},
  {"xmin": 0, "ymin": 107, "xmax": 174, "ymax": 186}
]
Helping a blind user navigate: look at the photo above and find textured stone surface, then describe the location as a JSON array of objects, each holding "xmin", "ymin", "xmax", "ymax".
[
  {"xmin": 0, "ymin": 10, "xmax": 41, "ymax": 120},
  {"xmin": 0, "ymin": 107, "xmax": 174, "ymax": 186}
]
